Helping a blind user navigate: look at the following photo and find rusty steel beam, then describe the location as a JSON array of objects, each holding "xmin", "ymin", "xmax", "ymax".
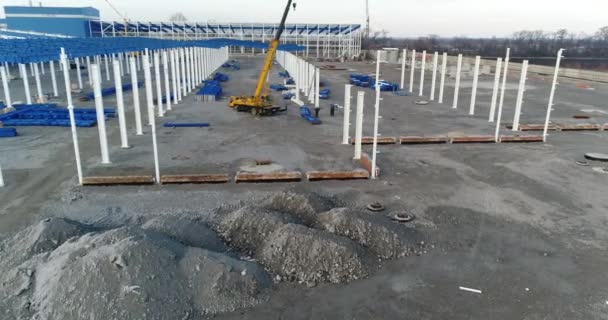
[
  {"xmin": 603, "ymin": 124, "xmax": 608, "ymax": 131},
  {"xmin": 82, "ymin": 175, "xmax": 155, "ymax": 186},
  {"xmin": 559, "ymin": 124, "xmax": 601, "ymax": 131},
  {"xmin": 359, "ymin": 152, "xmax": 380, "ymax": 177},
  {"xmin": 161, "ymin": 174, "xmax": 230, "ymax": 184},
  {"xmin": 351, "ymin": 136, "xmax": 397, "ymax": 145},
  {"xmin": 451, "ymin": 135, "xmax": 496, "ymax": 144},
  {"xmin": 400, "ymin": 136, "xmax": 449, "ymax": 145},
  {"xmin": 235, "ymin": 171, "xmax": 302, "ymax": 183},
  {"xmin": 307, "ymin": 170, "xmax": 369, "ymax": 181},
  {"xmin": 499, "ymin": 135, "xmax": 544, "ymax": 143},
  {"xmin": 514, "ymin": 124, "xmax": 559, "ymax": 131}
]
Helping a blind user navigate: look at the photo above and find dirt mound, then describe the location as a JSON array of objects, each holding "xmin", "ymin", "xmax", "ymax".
[
  {"xmin": 0, "ymin": 221, "xmax": 271, "ymax": 319},
  {"xmin": 142, "ymin": 215, "xmax": 228, "ymax": 253},
  {"xmin": 261, "ymin": 192, "xmax": 346, "ymax": 226},
  {"xmin": 259, "ymin": 223, "xmax": 373, "ymax": 285},
  {"xmin": 316, "ymin": 208, "xmax": 413, "ymax": 259}
]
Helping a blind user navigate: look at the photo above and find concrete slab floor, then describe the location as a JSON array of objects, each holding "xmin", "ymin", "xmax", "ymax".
[{"xmin": 1, "ymin": 56, "xmax": 608, "ymax": 319}]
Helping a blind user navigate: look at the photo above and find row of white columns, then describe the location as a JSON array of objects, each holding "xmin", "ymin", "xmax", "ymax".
[
  {"xmin": 275, "ymin": 50, "xmax": 320, "ymax": 108},
  {"xmin": 55, "ymin": 46, "xmax": 228, "ymax": 185},
  {"xmin": 398, "ymin": 48, "xmax": 563, "ymax": 142}
]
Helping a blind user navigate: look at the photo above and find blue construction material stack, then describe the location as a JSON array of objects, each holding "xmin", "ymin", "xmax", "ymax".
[
  {"xmin": 319, "ymin": 89, "xmax": 331, "ymax": 99},
  {"xmin": 213, "ymin": 72, "xmax": 229, "ymax": 82},
  {"xmin": 0, "ymin": 128, "xmax": 18, "ymax": 138},
  {"xmin": 299, "ymin": 106, "xmax": 322, "ymax": 125},
  {"xmin": 279, "ymin": 71, "xmax": 290, "ymax": 78},
  {"xmin": 81, "ymin": 82, "xmax": 143, "ymax": 101},
  {"xmin": 375, "ymin": 80, "xmax": 399, "ymax": 92},
  {"xmin": 282, "ymin": 92, "xmax": 295, "ymax": 100},
  {"xmin": 222, "ymin": 61, "xmax": 240, "ymax": 70},
  {"xmin": 350, "ymin": 74, "xmax": 373, "ymax": 87},
  {"xmin": 196, "ymin": 80, "xmax": 223, "ymax": 102},
  {"xmin": 270, "ymin": 84, "xmax": 288, "ymax": 91},
  {"xmin": 286, "ymin": 78, "xmax": 295, "ymax": 85},
  {"xmin": 0, "ymin": 103, "xmax": 116, "ymax": 127}
]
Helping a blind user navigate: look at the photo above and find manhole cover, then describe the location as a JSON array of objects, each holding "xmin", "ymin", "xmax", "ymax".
[
  {"xmin": 576, "ymin": 160, "xmax": 590, "ymax": 167},
  {"xmin": 585, "ymin": 153, "xmax": 608, "ymax": 162},
  {"xmin": 415, "ymin": 100, "xmax": 429, "ymax": 105},
  {"xmin": 366, "ymin": 202, "xmax": 385, "ymax": 212},
  {"xmin": 391, "ymin": 212, "xmax": 415, "ymax": 223}
]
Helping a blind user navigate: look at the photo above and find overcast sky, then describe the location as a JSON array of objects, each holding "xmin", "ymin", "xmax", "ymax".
[{"xmin": 2, "ymin": 0, "xmax": 607, "ymax": 37}]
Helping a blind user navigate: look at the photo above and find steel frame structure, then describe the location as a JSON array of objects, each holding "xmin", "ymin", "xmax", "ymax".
[{"xmin": 90, "ymin": 21, "xmax": 362, "ymax": 58}]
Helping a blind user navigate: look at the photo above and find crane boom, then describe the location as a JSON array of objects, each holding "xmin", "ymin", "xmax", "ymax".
[
  {"xmin": 252, "ymin": 0, "xmax": 293, "ymax": 98},
  {"xmin": 228, "ymin": 0, "xmax": 295, "ymax": 116}
]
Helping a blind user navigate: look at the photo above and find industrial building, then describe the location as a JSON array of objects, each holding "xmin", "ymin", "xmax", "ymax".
[{"xmin": 0, "ymin": 5, "xmax": 362, "ymax": 58}]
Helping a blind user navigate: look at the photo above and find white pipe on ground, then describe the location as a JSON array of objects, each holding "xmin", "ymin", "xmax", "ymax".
[{"xmin": 91, "ymin": 64, "xmax": 110, "ymax": 164}]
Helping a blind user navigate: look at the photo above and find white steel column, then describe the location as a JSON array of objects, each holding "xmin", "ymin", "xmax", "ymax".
[
  {"xmin": 19, "ymin": 64, "xmax": 32, "ymax": 104},
  {"xmin": 342, "ymin": 84, "xmax": 352, "ymax": 145},
  {"xmin": 1, "ymin": 66, "xmax": 12, "ymax": 109},
  {"xmin": 0, "ymin": 162, "xmax": 4, "ymax": 187},
  {"xmin": 49, "ymin": 61, "xmax": 58, "ymax": 97},
  {"xmin": 543, "ymin": 49, "xmax": 564, "ymax": 142},
  {"xmin": 162, "ymin": 51, "xmax": 172, "ymax": 111},
  {"xmin": 75, "ymin": 58, "xmax": 83, "ymax": 89},
  {"xmin": 170, "ymin": 50, "xmax": 178, "ymax": 105},
  {"xmin": 113, "ymin": 60, "xmax": 129, "ymax": 148},
  {"xmin": 91, "ymin": 64, "xmax": 110, "ymax": 164},
  {"xmin": 353, "ymin": 91, "xmax": 365, "ymax": 160},
  {"xmin": 438, "ymin": 53, "xmax": 447, "ymax": 104},
  {"xmin": 33, "ymin": 63, "xmax": 43, "ymax": 101},
  {"xmin": 154, "ymin": 52, "xmax": 164, "ymax": 117},
  {"xmin": 419, "ymin": 50, "xmax": 426, "ymax": 96},
  {"xmin": 430, "ymin": 52, "xmax": 438, "ymax": 100},
  {"xmin": 86, "ymin": 56, "xmax": 92, "ymax": 86},
  {"xmin": 129, "ymin": 57, "xmax": 143, "ymax": 135},
  {"xmin": 495, "ymin": 48, "xmax": 511, "ymax": 142},
  {"xmin": 400, "ymin": 49, "xmax": 407, "ymax": 90},
  {"xmin": 143, "ymin": 54, "xmax": 155, "ymax": 125},
  {"xmin": 104, "ymin": 54, "xmax": 110, "ymax": 81},
  {"xmin": 469, "ymin": 55, "xmax": 481, "ymax": 115},
  {"xmin": 60, "ymin": 48, "xmax": 83, "ymax": 185},
  {"xmin": 371, "ymin": 50, "xmax": 384, "ymax": 180},
  {"xmin": 175, "ymin": 50, "xmax": 182, "ymax": 101},
  {"xmin": 186, "ymin": 48, "xmax": 192, "ymax": 92},
  {"xmin": 409, "ymin": 49, "xmax": 416, "ymax": 93},
  {"xmin": 150, "ymin": 96, "xmax": 161, "ymax": 184},
  {"xmin": 512, "ymin": 60, "xmax": 529, "ymax": 131},
  {"xmin": 489, "ymin": 58, "xmax": 503, "ymax": 122},
  {"xmin": 452, "ymin": 54, "xmax": 463, "ymax": 109},
  {"xmin": 180, "ymin": 48, "xmax": 187, "ymax": 96},
  {"xmin": 315, "ymin": 68, "xmax": 320, "ymax": 108}
]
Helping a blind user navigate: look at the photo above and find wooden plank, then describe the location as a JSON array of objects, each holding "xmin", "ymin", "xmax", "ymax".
[
  {"xmin": 161, "ymin": 174, "xmax": 230, "ymax": 184},
  {"xmin": 450, "ymin": 135, "xmax": 496, "ymax": 144},
  {"xmin": 499, "ymin": 135, "xmax": 544, "ymax": 143},
  {"xmin": 559, "ymin": 124, "xmax": 601, "ymax": 131},
  {"xmin": 307, "ymin": 170, "xmax": 369, "ymax": 181},
  {"xmin": 235, "ymin": 171, "xmax": 302, "ymax": 183},
  {"xmin": 400, "ymin": 136, "xmax": 449, "ymax": 145},
  {"xmin": 82, "ymin": 175, "xmax": 155, "ymax": 186},
  {"xmin": 351, "ymin": 136, "xmax": 397, "ymax": 145}
]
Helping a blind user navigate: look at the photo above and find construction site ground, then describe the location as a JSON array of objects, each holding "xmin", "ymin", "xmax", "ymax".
[{"xmin": 1, "ymin": 55, "xmax": 608, "ymax": 319}]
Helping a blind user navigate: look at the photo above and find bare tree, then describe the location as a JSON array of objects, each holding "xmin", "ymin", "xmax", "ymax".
[
  {"xmin": 169, "ymin": 12, "xmax": 188, "ymax": 22},
  {"xmin": 596, "ymin": 26, "xmax": 608, "ymax": 41}
]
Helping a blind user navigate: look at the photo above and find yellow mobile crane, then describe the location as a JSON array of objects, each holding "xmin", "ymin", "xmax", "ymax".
[{"xmin": 229, "ymin": 0, "xmax": 296, "ymax": 116}]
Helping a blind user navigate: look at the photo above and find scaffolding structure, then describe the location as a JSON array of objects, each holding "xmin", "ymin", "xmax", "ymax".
[{"xmin": 90, "ymin": 21, "xmax": 362, "ymax": 58}]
